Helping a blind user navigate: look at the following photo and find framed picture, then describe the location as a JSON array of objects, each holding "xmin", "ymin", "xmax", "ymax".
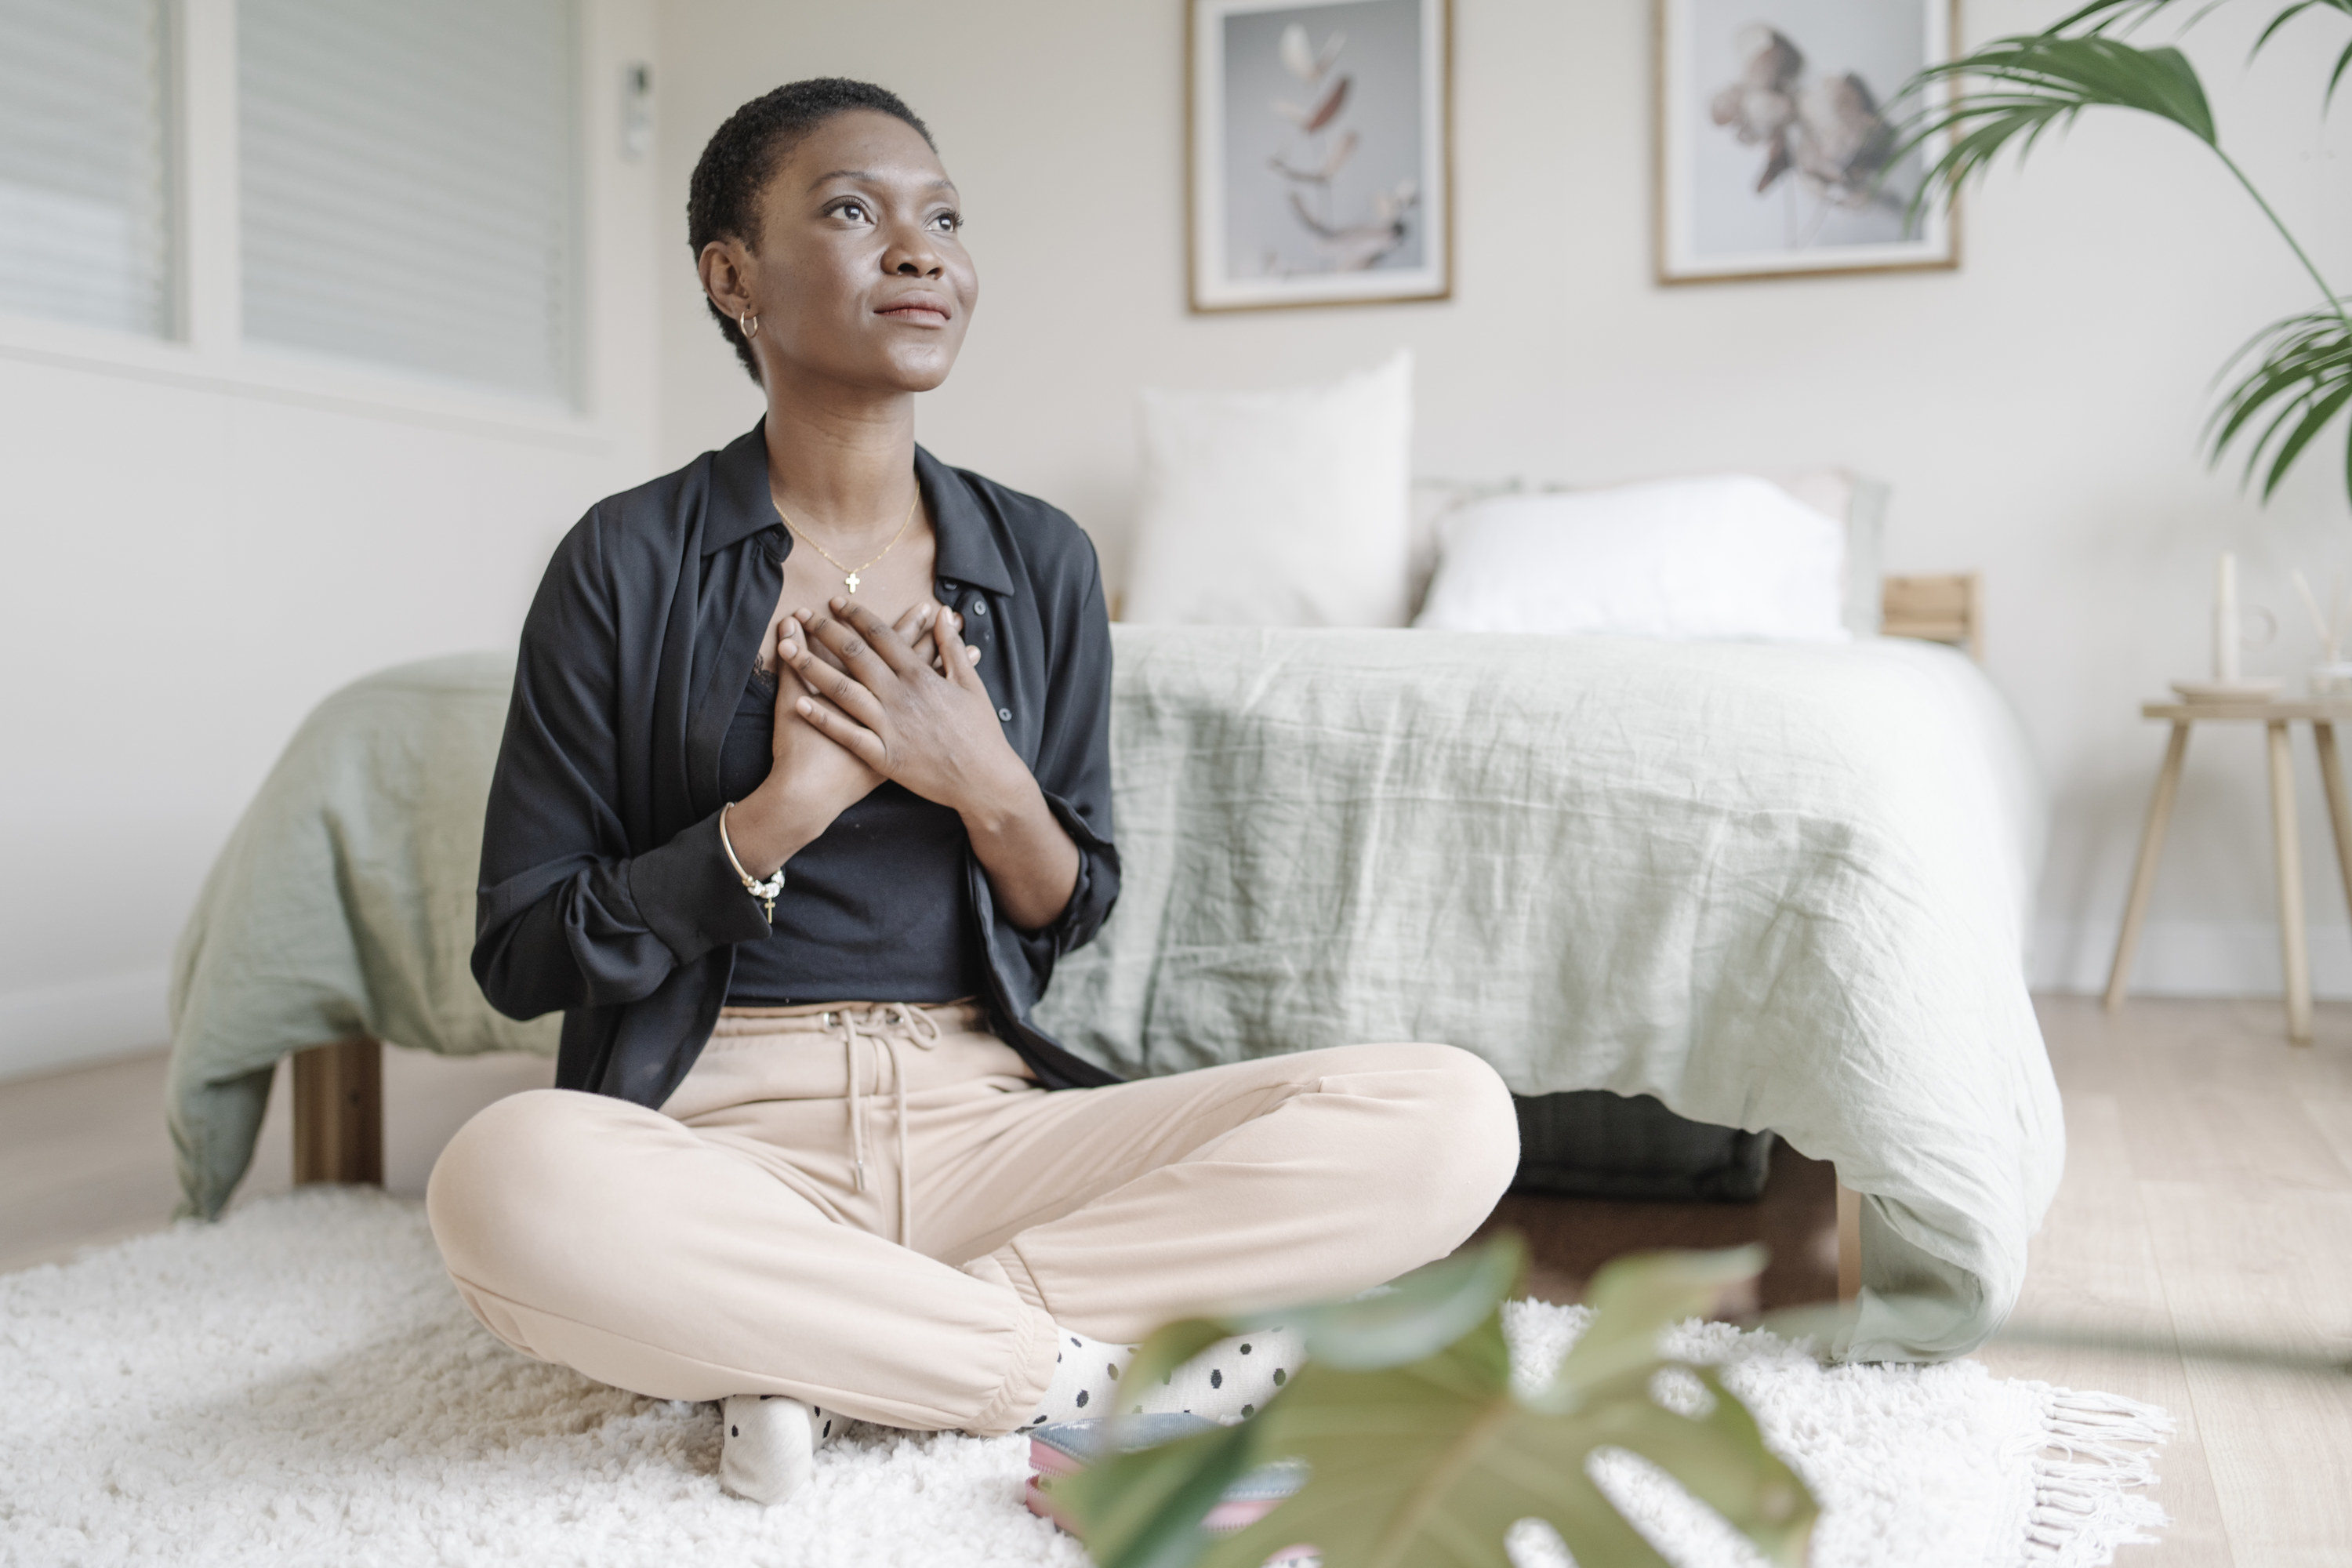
[
  {"xmin": 1657, "ymin": 0, "xmax": 1958, "ymax": 284},
  {"xmin": 1188, "ymin": 0, "xmax": 1452, "ymax": 313}
]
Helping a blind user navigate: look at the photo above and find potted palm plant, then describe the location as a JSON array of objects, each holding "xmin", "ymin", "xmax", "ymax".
[{"xmin": 1898, "ymin": 0, "xmax": 2350, "ymax": 506}]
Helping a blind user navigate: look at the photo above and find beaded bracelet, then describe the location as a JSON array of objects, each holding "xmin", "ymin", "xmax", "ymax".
[{"xmin": 718, "ymin": 801, "xmax": 786, "ymax": 922}]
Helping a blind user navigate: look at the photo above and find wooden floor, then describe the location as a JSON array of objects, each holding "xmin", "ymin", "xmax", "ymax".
[
  {"xmin": 1475, "ymin": 996, "xmax": 2352, "ymax": 1567},
  {"xmin": 1977, "ymin": 996, "xmax": 2352, "ymax": 1568},
  {"xmin": 3, "ymin": 996, "xmax": 2347, "ymax": 1561},
  {"xmin": 0, "ymin": 1044, "xmax": 552, "ymax": 1274}
]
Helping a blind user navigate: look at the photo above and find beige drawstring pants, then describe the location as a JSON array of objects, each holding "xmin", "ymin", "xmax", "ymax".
[{"xmin": 426, "ymin": 1002, "xmax": 1519, "ymax": 1435}]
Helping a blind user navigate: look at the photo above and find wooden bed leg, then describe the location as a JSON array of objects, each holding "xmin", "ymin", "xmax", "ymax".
[
  {"xmin": 292, "ymin": 1038, "xmax": 384, "ymax": 1186},
  {"xmin": 1835, "ymin": 1181, "xmax": 1862, "ymax": 1303}
]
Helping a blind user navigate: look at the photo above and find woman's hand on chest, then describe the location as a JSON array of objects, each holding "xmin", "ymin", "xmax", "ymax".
[
  {"xmin": 780, "ymin": 594, "xmax": 1027, "ymax": 818},
  {"xmin": 726, "ymin": 598, "xmax": 967, "ymax": 878},
  {"xmin": 757, "ymin": 587, "xmax": 971, "ymax": 683}
]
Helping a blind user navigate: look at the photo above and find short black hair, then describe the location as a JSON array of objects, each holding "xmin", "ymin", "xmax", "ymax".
[{"xmin": 688, "ymin": 78, "xmax": 937, "ymax": 383}]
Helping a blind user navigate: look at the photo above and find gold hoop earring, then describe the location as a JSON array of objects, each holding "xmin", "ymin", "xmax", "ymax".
[{"xmin": 739, "ymin": 310, "xmax": 760, "ymax": 338}]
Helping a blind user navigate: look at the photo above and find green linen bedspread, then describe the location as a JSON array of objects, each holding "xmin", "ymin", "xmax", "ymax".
[{"xmin": 167, "ymin": 627, "xmax": 2059, "ymax": 1362}]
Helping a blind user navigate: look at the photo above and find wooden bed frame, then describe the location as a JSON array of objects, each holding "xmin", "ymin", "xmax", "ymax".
[
  {"xmin": 1882, "ymin": 571, "xmax": 1984, "ymax": 661},
  {"xmin": 284, "ymin": 572, "xmax": 1984, "ymax": 1308}
]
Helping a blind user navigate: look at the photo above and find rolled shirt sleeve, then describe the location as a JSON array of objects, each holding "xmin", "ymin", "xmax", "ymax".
[
  {"xmin": 1011, "ymin": 536, "xmax": 1120, "ymax": 960},
  {"xmin": 471, "ymin": 510, "xmax": 770, "ymax": 1022}
]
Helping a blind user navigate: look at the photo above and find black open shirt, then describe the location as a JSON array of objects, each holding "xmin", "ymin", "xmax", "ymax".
[{"xmin": 471, "ymin": 421, "xmax": 1123, "ymax": 1106}]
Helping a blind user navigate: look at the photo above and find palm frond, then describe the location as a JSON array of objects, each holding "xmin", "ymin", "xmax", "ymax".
[
  {"xmin": 2047, "ymin": 0, "xmax": 2165, "ymax": 31},
  {"xmin": 1889, "ymin": 1, "xmax": 2352, "ymax": 511},
  {"xmin": 2054, "ymin": 0, "xmax": 2352, "ymax": 102},
  {"xmin": 2253, "ymin": 0, "xmax": 2352, "ymax": 46},
  {"xmin": 2251, "ymin": 0, "xmax": 2352, "ymax": 108},
  {"xmin": 2255, "ymin": 0, "xmax": 2327, "ymax": 48},
  {"xmin": 2206, "ymin": 307, "xmax": 2352, "ymax": 499},
  {"xmin": 1892, "ymin": 36, "xmax": 2215, "ymax": 218},
  {"xmin": 2053, "ymin": 0, "xmax": 2352, "ymax": 42}
]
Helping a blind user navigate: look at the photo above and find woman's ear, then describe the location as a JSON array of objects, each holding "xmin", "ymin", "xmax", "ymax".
[{"xmin": 699, "ymin": 238, "xmax": 755, "ymax": 321}]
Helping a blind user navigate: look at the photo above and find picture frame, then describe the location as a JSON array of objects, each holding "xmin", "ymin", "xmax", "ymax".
[
  {"xmin": 1656, "ymin": 0, "xmax": 1959, "ymax": 285},
  {"xmin": 1187, "ymin": 0, "xmax": 1453, "ymax": 313}
]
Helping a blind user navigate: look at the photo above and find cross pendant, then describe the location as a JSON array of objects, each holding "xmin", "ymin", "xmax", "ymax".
[{"xmin": 844, "ymin": 572, "xmax": 862, "ymax": 594}]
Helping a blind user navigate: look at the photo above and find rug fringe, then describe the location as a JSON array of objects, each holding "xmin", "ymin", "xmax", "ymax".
[{"xmin": 2018, "ymin": 1387, "xmax": 2175, "ymax": 1566}]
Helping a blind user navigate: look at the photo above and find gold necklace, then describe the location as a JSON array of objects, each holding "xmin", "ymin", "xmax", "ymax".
[{"xmin": 775, "ymin": 491, "xmax": 920, "ymax": 595}]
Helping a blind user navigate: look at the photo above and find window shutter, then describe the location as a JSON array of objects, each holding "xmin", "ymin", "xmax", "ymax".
[
  {"xmin": 0, "ymin": 0, "xmax": 174, "ymax": 336},
  {"xmin": 238, "ymin": 0, "xmax": 579, "ymax": 402}
]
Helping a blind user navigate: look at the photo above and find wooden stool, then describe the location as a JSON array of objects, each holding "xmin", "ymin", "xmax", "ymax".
[{"xmin": 2104, "ymin": 699, "xmax": 2352, "ymax": 1044}]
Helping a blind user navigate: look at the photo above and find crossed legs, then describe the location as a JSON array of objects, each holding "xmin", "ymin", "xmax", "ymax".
[{"xmin": 426, "ymin": 1029, "xmax": 1517, "ymax": 1436}]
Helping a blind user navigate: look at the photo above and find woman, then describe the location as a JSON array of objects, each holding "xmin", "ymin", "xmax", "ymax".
[{"xmin": 427, "ymin": 78, "xmax": 1517, "ymax": 1505}]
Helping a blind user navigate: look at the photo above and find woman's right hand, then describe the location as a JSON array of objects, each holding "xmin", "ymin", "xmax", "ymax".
[
  {"xmin": 724, "ymin": 603, "xmax": 950, "ymax": 877},
  {"xmin": 764, "ymin": 612, "xmax": 887, "ymax": 815}
]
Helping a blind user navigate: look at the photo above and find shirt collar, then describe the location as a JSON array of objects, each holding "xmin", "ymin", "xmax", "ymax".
[{"xmin": 704, "ymin": 420, "xmax": 1017, "ymax": 598}]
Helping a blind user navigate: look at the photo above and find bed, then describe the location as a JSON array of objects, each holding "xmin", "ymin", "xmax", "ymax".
[
  {"xmin": 1034, "ymin": 619, "xmax": 2054, "ymax": 1361},
  {"xmin": 165, "ymin": 566, "xmax": 2053, "ymax": 1363}
]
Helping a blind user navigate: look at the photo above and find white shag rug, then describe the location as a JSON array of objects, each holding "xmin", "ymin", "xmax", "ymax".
[{"xmin": 0, "ymin": 1190, "xmax": 2168, "ymax": 1567}]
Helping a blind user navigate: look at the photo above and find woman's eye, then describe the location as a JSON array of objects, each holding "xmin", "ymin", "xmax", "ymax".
[
  {"xmin": 931, "ymin": 211, "xmax": 962, "ymax": 233},
  {"xmin": 834, "ymin": 200, "xmax": 869, "ymax": 223}
]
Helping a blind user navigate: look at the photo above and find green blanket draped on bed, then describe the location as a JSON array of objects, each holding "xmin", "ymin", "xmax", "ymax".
[{"xmin": 169, "ymin": 627, "xmax": 2058, "ymax": 1362}]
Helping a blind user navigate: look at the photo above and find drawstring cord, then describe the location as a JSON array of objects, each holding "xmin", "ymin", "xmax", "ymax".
[
  {"xmin": 833, "ymin": 1004, "xmax": 944, "ymax": 1249},
  {"xmin": 887, "ymin": 1003, "xmax": 942, "ymax": 1250},
  {"xmin": 841, "ymin": 1011, "xmax": 869, "ymax": 1195}
]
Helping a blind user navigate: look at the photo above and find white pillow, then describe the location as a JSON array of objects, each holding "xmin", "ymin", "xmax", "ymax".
[
  {"xmin": 1123, "ymin": 352, "xmax": 1412, "ymax": 627},
  {"xmin": 1413, "ymin": 474, "xmax": 1849, "ymax": 642},
  {"xmin": 1758, "ymin": 466, "xmax": 1886, "ymax": 637}
]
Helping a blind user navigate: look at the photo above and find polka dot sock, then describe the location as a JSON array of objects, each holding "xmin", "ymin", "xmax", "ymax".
[
  {"xmin": 1017, "ymin": 1325, "xmax": 1306, "ymax": 1430},
  {"xmin": 1018, "ymin": 1327, "xmax": 1142, "ymax": 1431},
  {"xmin": 719, "ymin": 1393, "xmax": 844, "ymax": 1505},
  {"xmin": 1127, "ymin": 1327, "xmax": 1303, "ymax": 1424}
]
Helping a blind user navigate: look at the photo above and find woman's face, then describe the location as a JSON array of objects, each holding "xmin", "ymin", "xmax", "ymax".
[{"xmin": 716, "ymin": 109, "xmax": 977, "ymax": 395}]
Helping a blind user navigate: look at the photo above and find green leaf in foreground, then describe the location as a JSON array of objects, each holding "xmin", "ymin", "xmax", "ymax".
[
  {"xmin": 1238, "ymin": 1231, "xmax": 1530, "ymax": 1374},
  {"xmin": 1062, "ymin": 1240, "xmax": 1817, "ymax": 1568}
]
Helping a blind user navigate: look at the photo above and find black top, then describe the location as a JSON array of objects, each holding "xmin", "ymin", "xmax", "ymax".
[
  {"xmin": 471, "ymin": 421, "xmax": 1123, "ymax": 1106},
  {"xmin": 718, "ymin": 667, "xmax": 985, "ymax": 1006}
]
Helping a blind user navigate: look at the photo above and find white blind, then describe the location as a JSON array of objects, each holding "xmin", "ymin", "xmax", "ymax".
[
  {"xmin": 0, "ymin": 0, "xmax": 173, "ymax": 336},
  {"xmin": 238, "ymin": 0, "xmax": 579, "ymax": 401}
]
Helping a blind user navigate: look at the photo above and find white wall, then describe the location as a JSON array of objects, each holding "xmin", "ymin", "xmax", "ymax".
[
  {"xmin": 657, "ymin": 0, "xmax": 2352, "ymax": 1000},
  {"xmin": 0, "ymin": 0, "xmax": 664, "ymax": 1080}
]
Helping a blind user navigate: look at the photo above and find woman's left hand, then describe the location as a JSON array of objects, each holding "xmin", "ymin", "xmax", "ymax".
[{"xmin": 779, "ymin": 596, "xmax": 1021, "ymax": 816}]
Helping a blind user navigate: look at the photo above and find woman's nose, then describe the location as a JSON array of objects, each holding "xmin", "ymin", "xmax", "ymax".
[{"xmin": 883, "ymin": 232, "xmax": 944, "ymax": 278}]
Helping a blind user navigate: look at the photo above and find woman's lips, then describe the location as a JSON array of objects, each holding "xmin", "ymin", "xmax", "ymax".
[{"xmin": 877, "ymin": 297, "xmax": 951, "ymax": 325}]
